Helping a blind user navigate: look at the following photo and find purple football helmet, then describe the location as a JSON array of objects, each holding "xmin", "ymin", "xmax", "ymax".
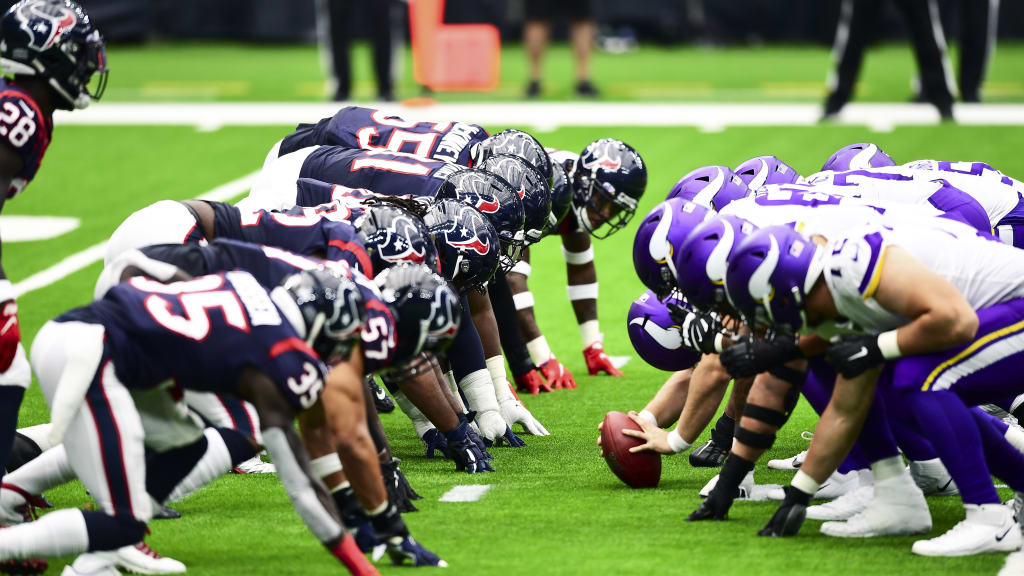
[
  {"xmin": 821, "ymin": 143, "xmax": 895, "ymax": 172},
  {"xmin": 672, "ymin": 215, "xmax": 758, "ymax": 313},
  {"xmin": 632, "ymin": 198, "xmax": 715, "ymax": 298},
  {"xmin": 667, "ymin": 166, "xmax": 750, "ymax": 211},
  {"xmin": 627, "ymin": 290, "xmax": 701, "ymax": 372},
  {"xmin": 723, "ymin": 226, "xmax": 825, "ymax": 333},
  {"xmin": 734, "ymin": 156, "xmax": 802, "ymax": 190}
]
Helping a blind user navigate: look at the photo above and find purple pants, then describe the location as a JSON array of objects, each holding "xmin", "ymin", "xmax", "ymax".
[
  {"xmin": 995, "ymin": 195, "xmax": 1024, "ymax": 249},
  {"xmin": 927, "ymin": 180, "xmax": 994, "ymax": 236}
]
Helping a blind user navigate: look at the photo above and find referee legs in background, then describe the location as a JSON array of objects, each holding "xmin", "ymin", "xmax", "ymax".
[
  {"xmin": 958, "ymin": 0, "xmax": 1000, "ymax": 103},
  {"xmin": 825, "ymin": 0, "xmax": 956, "ymax": 119},
  {"xmin": 317, "ymin": 0, "xmax": 396, "ymax": 101}
]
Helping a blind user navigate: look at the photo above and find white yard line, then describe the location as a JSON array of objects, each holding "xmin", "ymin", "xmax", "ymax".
[
  {"xmin": 53, "ymin": 102, "xmax": 1024, "ymax": 132},
  {"xmin": 12, "ymin": 170, "xmax": 260, "ymax": 298},
  {"xmin": 438, "ymin": 485, "xmax": 492, "ymax": 502}
]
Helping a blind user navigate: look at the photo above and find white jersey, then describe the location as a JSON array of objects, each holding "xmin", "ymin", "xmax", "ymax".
[
  {"xmin": 804, "ymin": 164, "xmax": 1020, "ymax": 226},
  {"xmin": 816, "ymin": 224, "xmax": 1024, "ymax": 338},
  {"xmin": 721, "ymin": 185, "xmax": 973, "ymax": 240}
]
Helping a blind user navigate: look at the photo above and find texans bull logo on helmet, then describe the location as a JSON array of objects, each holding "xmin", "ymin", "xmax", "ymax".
[
  {"xmin": 444, "ymin": 205, "xmax": 492, "ymax": 256},
  {"xmin": 426, "ymin": 284, "xmax": 461, "ymax": 340},
  {"xmin": 580, "ymin": 140, "xmax": 624, "ymax": 173},
  {"xmin": 17, "ymin": 0, "xmax": 77, "ymax": 51},
  {"xmin": 376, "ymin": 213, "xmax": 429, "ymax": 265}
]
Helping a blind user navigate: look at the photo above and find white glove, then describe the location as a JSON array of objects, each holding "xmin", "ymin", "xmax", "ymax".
[
  {"xmin": 474, "ymin": 408, "xmax": 508, "ymax": 442},
  {"xmin": 500, "ymin": 397, "xmax": 550, "ymax": 436}
]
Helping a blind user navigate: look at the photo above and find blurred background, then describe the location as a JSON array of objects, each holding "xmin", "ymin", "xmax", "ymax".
[{"xmin": 4, "ymin": 0, "xmax": 1020, "ymax": 107}]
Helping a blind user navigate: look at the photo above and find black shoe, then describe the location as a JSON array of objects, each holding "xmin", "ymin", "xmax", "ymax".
[
  {"xmin": 934, "ymin": 101, "xmax": 954, "ymax": 121},
  {"xmin": 576, "ymin": 80, "xmax": 599, "ymax": 98},
  {"xmin": 153, "ymin": 504, "xmax": 181, "ymax": 520},
  {"xmin": 526, "ymin": 80, "xmax": 541, "ymax": 98},
  {"xmin": 370, "ymin": 380, "xmax": 395, "ymax": 414},
  {"xmin": 689, "ymin": 438, "xmax": 729, "ymax": 468},
  {"xmin": 687, "ymin": 498, "xmax": 728, "ymax": 522}
]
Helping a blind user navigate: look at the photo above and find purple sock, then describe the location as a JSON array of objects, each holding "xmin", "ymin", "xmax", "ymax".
[
  {"xmin": 907, "ymin": 390, "xmax": 1000, "ymax": 505},
  {"xmin": 880, "ymin": 386, "xmax": 939, "ymax": 461},
  {"xmin": 970, "ymin": 408, "xmax": 1024, "ymax": 492}
]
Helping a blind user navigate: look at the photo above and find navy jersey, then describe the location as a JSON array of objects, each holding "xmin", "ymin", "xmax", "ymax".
[
  {"xmin": 279, "ymin": 106, "xmax": 487, "ymax": 166},
  {"xmin": 0, "ymin": 78, "xmax": 52, "ymax": 198},
  {"xmin": 298, "ymin": 147, "xmax": 464, "ymax": 200},
  {"xmin": 58, "ymin": 271, "xmax": 328, "ymax": 411},
  {"xmin": 206, "ymin": 200, "xmax": 374, "ymax": 275},
  {"xmin": 295, "ymin": 179, "xmax": 378, "ymax": 214},
  {"xmin": 138, "ymin": 239, "xmax": 398, "ymax": 373}
]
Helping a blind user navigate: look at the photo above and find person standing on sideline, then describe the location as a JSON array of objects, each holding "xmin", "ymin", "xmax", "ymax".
[
  {"xmin": 824, "ymin": 0, "xmax": 956, "ymax": 119},
  {"xmin": 317, "ymin": 0, "xmax": 397, "ymax": 101},
  {"xmin": 956, "ymin": 0, "xmax": 1000, "ymax": 102},
  {"xmin": 523, "ymin": 0, "xmax": 599, "ymax": 98}
]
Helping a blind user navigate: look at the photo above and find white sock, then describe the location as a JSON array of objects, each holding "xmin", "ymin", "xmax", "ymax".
[
  {"xmin": 526, "ymin": 336, "xmax": 553, "ymax": 366},
  {"xmin": 857, "ymin": 468, "xmax": 874, "ymax": 487},
  {"xmin": 485, "ymin": 356, "xmax": 515, "ymax": 403},
  {"xmin": 3, "ymin": 445, "xmax": 74, "ymax": 504},
  {"xmin": 443, "ymin": 371, "xmax": 467, "ymax": 413},
  {"xmin": 870, "ymin": 456, "xmax": 907, "ymax": 484},
  {"xmin": 1005, "ymin": 423, "xmax": 1024, "ymax": 453},
  {"xmin": 16, "ymin": 424, "xmax": 55, "ymax": 453},
  {"xmin": 0, "ymin": 508, "xmax": 89, "ymax": 560},
  {"xmin": 168, "ymin": 428, "xmax": 232, "ymax": 503},
  {"xmin": 393, "ymin": 392, "xmax": 435, "ymax": 437},
  {"xmin": 459, "ymin": 369, "xmax": 500, "ymax": 414}
]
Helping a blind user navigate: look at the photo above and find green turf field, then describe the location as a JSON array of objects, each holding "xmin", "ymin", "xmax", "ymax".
[
  {"xmin": 2, "ymin": 41, "xmax": 1021, "ymax": 575},
  {"xmin": 100, "ymin": 41, "xmax": 1024, "ymax": 103}
]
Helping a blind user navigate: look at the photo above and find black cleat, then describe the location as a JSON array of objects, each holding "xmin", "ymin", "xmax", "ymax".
[
  {"xmin": 687, "ymin": 498, "xmax": 728, "ymax": 522},
  {"xmin": 526, "ymin": 80, "xmax": 541, "ymax": 98},
  {"xmin": 576, "ymin": 80, "xmax": 599, "ymax": 98},
  {"xmin": 370, "ymin": 380, "xmax": 395, "ymax": 414},
  {"xmin": 689, "ymin": 438, "xmax": 729, "ymax": 468}
]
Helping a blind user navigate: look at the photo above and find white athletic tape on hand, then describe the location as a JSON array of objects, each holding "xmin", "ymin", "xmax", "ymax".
[
  {"xmin": 485, "ymin": 356, "xmax": 514, "ymax": 403},
  {"xmin": 667, "ymin": 427, "xmax": 691, "ymax": 454},
  {"xmin": 561, "ymin": 245, "xmax": 594, "ymax": 265},
  {"xmin": 509, "ymin": 260, "xmax": 531, "ymax": 277},
  {"xmin": 567, "ymin": 282, "xmax": 598, "ymax": 301},
  {"xmin": 526, "ymin": 336, "xmax": 553, "ymax": 365},
  {"xmin": 513, "ymin": 291, "xmax": 535, "ymax": 310},
  {"xmin": 460, "ymin": 368, "xmax": 501, "ymax": 414}
]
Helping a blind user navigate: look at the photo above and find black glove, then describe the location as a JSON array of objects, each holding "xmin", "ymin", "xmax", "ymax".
[
  {"xmin": 758, "ymin": 486, "xmax": 811, "ymax": 537},
  {"xmin": 421, "ymin": 428, "xmax": 449, "ymax": 459},
  {"xmin": 445, "ymin": 421, "xmax": 494, "ymax": 474},
  {"xmin": 381, "ymin": 457, "xmax": 420, "ymax": 513},
  {"xmin": 826, "ymin": 334, "xmax": 885, "ymax": 378},
  {"xmin": 460, "ymin": 412, "xmax": 493, "ymax": 461},
  {"xmin": 668, "ymin": 303, "xmax": 721, "ymax": 355},
  {"xmin": 720, "ymin": 335, "xmax": 802, "ymax": 379}
]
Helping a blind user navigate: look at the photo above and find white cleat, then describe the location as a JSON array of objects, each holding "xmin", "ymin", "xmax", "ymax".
[
  {"xmin": 96, "ymin": 542, "xmax": 186, "ymax": 575},
  {"xmin": 1000, "ymin": 549, "xmax": 1024, "ymax": 576},
  {"xmin": 820, "ymin": 475, "xmax": 931, "ymax": 538},
  {"xmin": 767, "ymin": 431, "xmax": 814, "ymax": 470},
  {"xmin": 699, "ymin": 471, "xmax": 782, "ymax": 502},
  {"xmin": 814, "ymin": 470, "xmax": 859, "ymax": 500},
  {"xmin": 233, "ymin": 456, "xmax": 275, "ymax": 474},
  {"xmin": 913, "ymin": 504, "xmax": 1023, "ymax": 557},
  {"xmin": 807, "ymin": 484, "xmax": 874, "ymax": 521},
  {"xmin": 62, "ymin": 553, "xmax": 121, "ymax": 576},
  {"xmin": 909, "ymin": 458, "xmax": 958, "ymax": 496}
]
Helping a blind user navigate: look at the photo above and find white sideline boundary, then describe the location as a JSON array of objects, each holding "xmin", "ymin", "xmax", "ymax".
[
  {"xmin": 13, "ymin": 170, "xmax": 260, "ymax": 298},
  {"xmin": 54, "ymin": 101, "xmax": 1024, "ymax": 133},
  {"xmin": 439, "ymin": 485, "xmax": 491, "ymax": 502}
]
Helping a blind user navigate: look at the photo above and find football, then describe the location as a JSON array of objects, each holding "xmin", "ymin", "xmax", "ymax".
[{"xmin": 600, "ymin": 411, "xmax": 661, "ymax": 488}]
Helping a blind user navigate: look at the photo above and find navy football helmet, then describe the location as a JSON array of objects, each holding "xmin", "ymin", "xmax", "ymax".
[
  {"xmin": 479, "ymin": 154, "xmax": 551, "ymax": 245},
  {"xmin": 544, "ymin": 161, "xmax": 572, "ymax": 236},
  {"xmin": 570, "ymin": 138, "xmax": 647, "ymax": 239},
  {"xmin": 472, "ymin": 129, "xmax": 553, "ymax": 181},
  {"xmin": 436, "ymin": 168, "xmax": 524, "ymax": 273},
  {"xmin": 0, "ymin": 0, "xmax": 107, "ymax": 109},
  {"xmin": 376, "ymin": 263, "xmax": 462, "ymax": 364},
  {"xmin": 357, "ymin": 205, "xmax": 439, "ymax": 276},
  {"xmin": 422, "ymin": 199, "xmax": 500, "ymax": 293},
  {"xmin": 281, "ymin": 268, "xmax": 366, "ymax": 362}
]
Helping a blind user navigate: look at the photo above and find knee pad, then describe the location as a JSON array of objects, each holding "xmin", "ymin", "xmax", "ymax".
[{"xmin": 734, "ymin": 425, "xmax": 776, "ymax": 450}]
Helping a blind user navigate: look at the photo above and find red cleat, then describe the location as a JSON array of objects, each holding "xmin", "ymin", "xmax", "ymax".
[{"xmin": 583, "ymin": 342, "xmax": 624, "ymax": 377}]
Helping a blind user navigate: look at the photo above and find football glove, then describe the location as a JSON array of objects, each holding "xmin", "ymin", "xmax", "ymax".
[
  {"xmin": 0, "ymin": 300, "xmax": 20, "ymax": 373},
  {"xmin": 668, "ymin": 304, "xmax": 721, "ymax": 355},
  {"xmin": 514, "ymin": 369, "xmax": 551, "ymax": 395},
  {"xmin": 381, "ymin": 457, "xmax": 420, "ymax": 514},
  {"xmin": 758, "ymin": 486, "xmax": 811, "ymax": 537},
  {"xmin": 420, "ymin": 428, "xmax": 449, "ymax": 459},
  {"xmin": 461, "ymin": 413, "xmax": 493, "ymax": 460},
  {"xmin": 583, "ymin": 342, "xmax": 623, "ymax": 377},
  {"xmin": 539, "ymin": 357, "xmax": 576, "ymax": 389},
  {"xmin": 475, "ymin": 407, "xmax": 519, "ymax": 446},
  {"xmin": 500, "ymin": 397, "xmax": 550, "ymax": 436},
  {"xmin": 445, "ymin": 421, "xmax": 494, "ymax": 473},
  {"xmin": 826, "ymin": 334, "xmax": 885, "ymax": 379},
  {"xmin": 720, "ymin": 335, "xmax": 802, "ymax": 379}
]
